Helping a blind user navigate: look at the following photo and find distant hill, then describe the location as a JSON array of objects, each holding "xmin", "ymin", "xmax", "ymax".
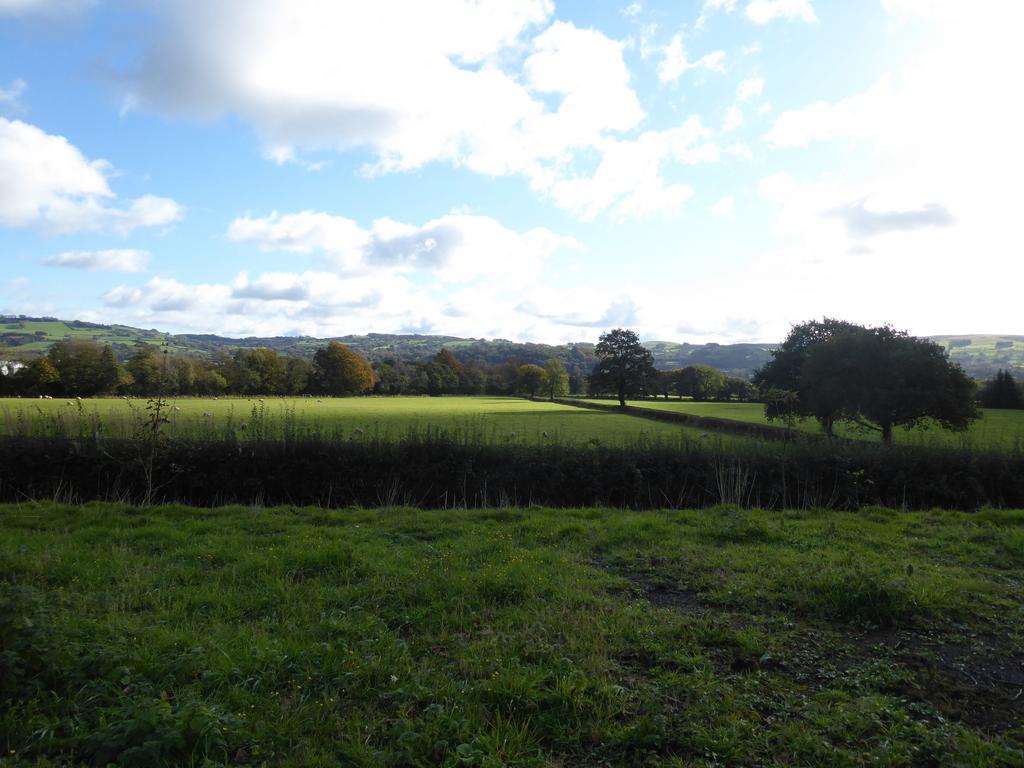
[
  {"xmin": 929, "ymin": 335, "xmax": 1024, "ymax": 379},
  {"xmin": 1, "ymin": 315, "xmax": 1021, "ymax": 380}
]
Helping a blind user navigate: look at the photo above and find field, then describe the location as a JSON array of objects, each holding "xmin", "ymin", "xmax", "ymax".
[
  {"xmin": 583, "ymin": 399, "xmax": 1024, "ymax": 451},
  {"xmin": 0, "ymin": 396, "xmax": 731, "ymax": 446},
  {"xmin": 2, "ymin": 502, "xmax": 1021, "ymax": 766},
  {"xmin": 0, "ymin": 319, "xmax": 179, "ymax": 355}
]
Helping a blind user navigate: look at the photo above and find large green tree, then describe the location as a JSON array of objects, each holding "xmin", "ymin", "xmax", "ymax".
[
  {"xmin": 753, "ymin": 318, "xmax": 864, "ymax": 436},
  {"xmin": 590, "ymin": 328, "xmax": 658, "ymax": 407},
  {"xmin": 516, "ymin": 363, "xmax": 546, "ymax": 398},
  {"xmin": 311, "ymin": 342, "xmax": 375, "ymax": 395},
  {"xmin": 47, "ymin": 339, "xmax": 123, "ymax": 397},
  {"xmin": 672, "ymin": 365, "xmax": 727, "ymax": 401},
  {"xmin": 541, "ymin": 359, "xmax": 570, "ymax": 400},
  {"xmin": 758, "ymin": 320, "xmax": 977, "ymax": 443}
]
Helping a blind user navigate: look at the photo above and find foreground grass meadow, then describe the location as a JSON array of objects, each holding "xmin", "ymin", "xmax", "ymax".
[
  {"xmin": 0, "ymin": 396, "xmax": 732, "ymax": 447},
  {"xmin": 1, "ymin": 503, "xmax": 1022, "ymax": 766}
]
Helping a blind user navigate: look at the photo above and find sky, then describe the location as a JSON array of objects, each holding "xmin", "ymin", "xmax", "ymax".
[{"xmin": 0, "ymin": 0, "xmax": 1021, "ymax": 344}]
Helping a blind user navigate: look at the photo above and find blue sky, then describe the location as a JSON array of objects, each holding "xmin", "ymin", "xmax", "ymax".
[{"xmin": 1, "ymin": 0, "xmax": 1020, "ymax": 343}]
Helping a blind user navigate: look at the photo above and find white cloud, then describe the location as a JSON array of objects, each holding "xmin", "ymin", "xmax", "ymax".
[
  {"xmin": 765, "ymin": 78, "xmax": 896, "ymax": 149},
  {"xmin": 695, "ymin": 0, "xmax": 737, "ymax": 30},
  {"xmin": 43, "ymin": 249, "xmax": 151, "ymax": 272},
  {"xmin": 0, "ymin": 118, "xmax": 184, "ymax": 234},
  {"xmin": 736, "ymin": 77, "xmax": 763, "ymax": 102},
  {"xmin": 0, "ymin": 79, "xmax": 26, "ymax": 110},
  {"xmin": 121, "ymin": 2, "xmax": 555, "ymax": 172},
  {"xmin": 103, "ymin": 276, "xmax": 230, "ymax": 313},
  {"xmin": 723, "ymin": 106, "xmax": 743, "ymax": 132},
  {"xmin": 708, "ymin": 195, "xmax": 735, "ymax": 216},
  {"xmin": 519, "ymin": 21, "xmax": 645, "ymax": 164},
  {"xmin": 745, "ymin": 0, "xmax": 816, "ymax": 24},
  {"xmin": 96, "ymin": 268, "xmax": 686, "ymax": 344},
  {"xmin": 620, "ymin": 2, "xmax": 642, "ymax": 18},
  {"xmin": 262, "ymin": 145, "xmax": 327, "ymax": 172},
  {"xmin": 112, "ymin": 2, "xmax": 721, "ymax": 222},
  {"xmin": 543, "ymin": 117, "xmax": 719, "ymax": 221},
  {"xmin": 228, "ymin": 211, "xmax": 577, "ymax": 286},
  {"xmin": 657, "ymin": 34, "xmax": 726, "ymax": 84},
  {"xmin": 227, "ymin": 211, "xmax": 367, "ymax": 267}
]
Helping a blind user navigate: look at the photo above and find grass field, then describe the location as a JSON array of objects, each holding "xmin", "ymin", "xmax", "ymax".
[
  {"xmin": 0, "ymin": 319, "xmax": 179, "ymax": 355},
  {"xmin": 0, "ymin": 396, "xmax": 730, "ymax": 447},
  {"xmin": 583, "ymin": 399, "xmax": 1024, "ymax": 451},
  {"xmin": 1, "ymin": 503, "xmax": 1021, "ymax": 766}
]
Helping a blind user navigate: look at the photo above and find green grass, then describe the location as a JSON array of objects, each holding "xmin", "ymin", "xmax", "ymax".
[
  {"xmin": 583, "ymin": 399, "xmax": 1024, "ymax": 451},
  {"xmin": 2, "ymin": 503, "xmax": 1022, "ymax": 766},
  {"xmin": 0, "ymin": 396, "xmax": 737, "ymax": 447}
]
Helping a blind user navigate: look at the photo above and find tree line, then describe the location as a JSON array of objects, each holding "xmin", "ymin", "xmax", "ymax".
[{"xmin": 0, "ymin": 339, "xmax": 576, "ymax": 399}]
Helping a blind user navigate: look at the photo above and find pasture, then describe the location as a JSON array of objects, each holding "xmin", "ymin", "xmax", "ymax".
[
  {"xmin": 1, "ymin": 502, "xmax": 1021, "ymax": 765},
  {"xmin": 0, "ymin": 396, "xmax": 728, "ymax": 446},
  {"xmin": 583, "ymin": 399, "xmax": 1024, "ymax": 451}
]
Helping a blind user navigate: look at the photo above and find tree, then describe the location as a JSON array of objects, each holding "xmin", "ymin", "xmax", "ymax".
[
  {"xmin": 372, "ymin": 360, "xmax": 406, "ymax": 395},
  {"xmin": 590, "ymin": 328, "xmax": 658, "ymax": 406},
  {"xmin": 17, "ymin": 357, "xmax": 61, "ymax": 396},
  {"xmin": 424, "ymin": 361, "xmax": 459, "ymax": 395},
  {"xmin": 979, "ymin": 369, "xmax": 1023, "ymax": 409},
  {"xmin": 311, "ymin": 342, "xmax": 375, "ymax": 395},
  {"xmin": 673, "ymin": 365, "xmax": 727, "ymax": 401},
  {"xmin": 126, "ymin": 344, "xmax": 166, "ymax": 395},
  {"xmin": 239, "ymin": 348, "xmax": 288, "ymax": 394},
  {"xmin": 541, "ymin": 359, "xmax": 569, "ymax": 400},
  {"xmin": 759, "ymin": 320, "xmax": 977, "ymax": 443},
  {"xmin": 753, "ymin": 318, "xmax": 865, "ymax": 436},
  {"xmin": 429, "ymin": 349, "xmax": 464, "ymax": 394},
  {"xmin": 47, "ymin": 339, "xmax": 123, "ymax": 397},
  {"xmin": 516, "ymin": 364, "xmax": 546, "ymax": 398},
  {"xmin": 193, "ymin": 368, "xmax": 227, "ymax": 396},
  {"xmin": 283, "ymin": 357, "xmax": 313, "ymax": 395},
  {"xmin": 722, "ymin": 376, "xmax": 757, "ymax": 401}
]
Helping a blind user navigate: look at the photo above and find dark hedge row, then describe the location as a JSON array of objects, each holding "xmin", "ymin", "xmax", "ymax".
[{"xmin": 1, "ymin": 436, "xmax": 1022, "ymax": 511}]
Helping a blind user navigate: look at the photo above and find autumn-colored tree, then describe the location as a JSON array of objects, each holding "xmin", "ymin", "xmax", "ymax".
[{"xmin": 311, "ymin": 342, "xmax": 375, "ymax": 395}]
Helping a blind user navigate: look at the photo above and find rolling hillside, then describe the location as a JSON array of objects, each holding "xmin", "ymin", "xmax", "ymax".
[{"xmin": 2, "ymin": 315, "xmax": 1021, "ymax": 379}]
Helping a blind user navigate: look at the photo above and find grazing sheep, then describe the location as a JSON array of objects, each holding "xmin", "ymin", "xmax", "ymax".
[
  {"xmin": 66, "ymin": 401, "xmax": 73, "ymax": 406},
  {"xmin": 239, "ymin": 422, "xmax": 248, "ymax": 431},
  {"xmin": 202, "ymin": 412, "xmax": 213, "ymax": 418},
  {"xmin": 542, "ymin": 431, "xmax": 549, "ymax": 438}
]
